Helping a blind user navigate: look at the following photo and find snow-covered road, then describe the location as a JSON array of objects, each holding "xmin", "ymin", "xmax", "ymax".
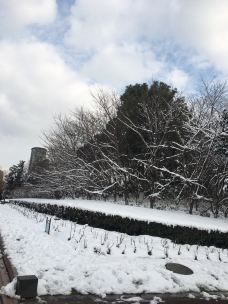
[{"xmin": 0, "ymin": 203, "xmax": 228, "ymax": 297}]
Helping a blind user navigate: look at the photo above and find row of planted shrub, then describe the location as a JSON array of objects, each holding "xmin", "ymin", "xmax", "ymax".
[{"xmin": 10, "ymin": 200, "xmax": 228, "ymax": 249}]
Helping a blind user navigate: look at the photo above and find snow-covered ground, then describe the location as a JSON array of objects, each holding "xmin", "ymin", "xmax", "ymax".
[
  {"xmin": 1, "ymin": 203, "xmax": 228, "ymax": 297},
  {"xmin": 11, "ymin": 198, "xmax": 228, "ymax": 232}
]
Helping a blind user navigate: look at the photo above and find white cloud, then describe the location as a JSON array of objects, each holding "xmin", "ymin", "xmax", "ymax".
[
  {"xmin": 81, "ymin": 43, "xmax": 163, "ymax": 88},
  {"xmin": 166, "ymin": 68, "xmax": 190, "ymax": 92},
  {"xmin": 65, "ymin": 0, "xmax": 174, "ymax": 52},
  {"xmin": 172, "ymin": 0, "xmax": 228, "ymax": 74},
  {"xmin": 66, "ymin": 0, "xmax": 228, "ymax": 75},
  {"xmin": 0, "ymin": 40, "xmax": 102, "ymax": 168},
  {"xmin": 0, "ymin": 0, "xmax": 57, "ymax": 37}
]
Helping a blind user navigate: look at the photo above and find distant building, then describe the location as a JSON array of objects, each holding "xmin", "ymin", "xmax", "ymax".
[
  {"xmin": 0, "ymin": 170, "xmax": 4, "ymax": 199},
  {"xmin": 28, "ymin": 147, "xmax": 48, "ymax": 174}
]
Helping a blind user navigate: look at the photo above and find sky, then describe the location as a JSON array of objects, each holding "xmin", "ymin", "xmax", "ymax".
[{"xmin": 0, "ymin": 0, "xmax": 228, "ymax": 169}]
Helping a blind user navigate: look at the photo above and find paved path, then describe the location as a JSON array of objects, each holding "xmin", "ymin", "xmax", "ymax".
[
  {"xmin": 0, "ymin": 235, "xmax": 17, "ymax": 304},
  {"xmin": 22, "ymin": 293, "xmax": 228, "ymax": 304}
]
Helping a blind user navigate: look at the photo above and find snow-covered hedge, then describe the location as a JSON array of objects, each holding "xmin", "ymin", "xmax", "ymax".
[{"xmin": 11, "ymin": 200, "xmax": 227, "ymax": 248}]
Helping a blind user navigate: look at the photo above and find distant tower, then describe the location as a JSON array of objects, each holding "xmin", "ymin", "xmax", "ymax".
[
  {"xmin": 28, "ymin": 147, "xmax": 47, "ymax": 174},
  {"xmin": 0, "ymin": 170, "xmax": 4, "ymax": 196}
]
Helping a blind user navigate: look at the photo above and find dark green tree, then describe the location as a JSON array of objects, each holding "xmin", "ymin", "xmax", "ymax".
[
  {"xmin": 115, "ymin": 81, "xmax": 192, "ymax": 204},
  {"xmin": 5, "ymin": 160, "xmax": 25, "ymax": 191}
]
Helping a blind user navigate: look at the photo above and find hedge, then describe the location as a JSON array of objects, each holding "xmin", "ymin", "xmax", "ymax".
[{"xmin": 10, "ymin": 200, "xmax": 228, "ymax": 249}]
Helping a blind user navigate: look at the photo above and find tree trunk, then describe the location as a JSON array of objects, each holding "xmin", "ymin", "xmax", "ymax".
[
  {"xmin": 124, "ymin": 190, "xmax": 129, "ymax": 205},
  {"xmin": 195, "ymin": 200, "xmax": 199, "ymax": 211},
  {"xmin": 114, "ymin": 192, "xmax": 117, "ymax": 202},
  {"xmin": 189, "ymin": 198, "xmax": 194, "ymax": 214},
  {"xmin": 224, "ymin": 208, "xmax": 228, "ymax": 218},
  {"xmin": 214, "ymin": 201, "xmax": 219, "ymax": 218},
  {"xmin": 149, "ymin": 197, "xmax": 155, "ymax": 208},
  {"xmin": 135, "ymin": 192, "xmax": 138, "ymax": 204}
]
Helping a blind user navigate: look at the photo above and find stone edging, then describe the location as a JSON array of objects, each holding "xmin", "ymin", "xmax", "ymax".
[{"xmin": 0, "ymin": 234, "xmax": 18, "ymax": 304}]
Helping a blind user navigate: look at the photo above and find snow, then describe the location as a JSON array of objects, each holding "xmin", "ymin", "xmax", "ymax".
[
  {"xmin": 0, "ymin": 203, "xmax": 228, "ymax": 297},
  {"xmin": 1, "ymin": 278, "xmax": 19, "ymax": 299},
  {"xmin": 200, "ymin": 292, "xmax": 218, "ymax": 300},
  {"xmin": 10, "ymin": 198, "xmax": 228, "ymax": 232},
  {"xmin": 150, "ymin": 297, "xmax": 163, "ymax": 304}
]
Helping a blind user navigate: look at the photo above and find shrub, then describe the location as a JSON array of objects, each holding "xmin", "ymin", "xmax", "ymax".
[{"xmin": 10, "ymin": 200, "xmax": 228, "ymax": 248}]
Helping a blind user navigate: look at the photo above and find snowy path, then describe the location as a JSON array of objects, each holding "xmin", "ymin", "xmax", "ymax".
[
  {"xmin": 1, "ymin": 204, "xmax": 228, "ymax": 297},
  {"xmin": 12, "ymin": 198, "xmax": 228, "ymax": 232}
]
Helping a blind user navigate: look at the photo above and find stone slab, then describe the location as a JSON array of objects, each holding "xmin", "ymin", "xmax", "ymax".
[{"xmin": 165, "ymin": 262, "xmax": 193, "ymax": 275}]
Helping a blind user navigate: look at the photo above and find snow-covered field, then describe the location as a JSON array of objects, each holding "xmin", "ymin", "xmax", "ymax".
[
  {"xmin": 1, "ymin": 203, "xmax": 228, "ymax": 297},
  {"xmin": 10, "ymin": 198, "xmax": 228, "ymax": 232}
]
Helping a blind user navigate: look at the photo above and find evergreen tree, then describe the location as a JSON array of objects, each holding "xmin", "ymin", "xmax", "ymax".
[
  {"xmin": 5, "ymin": 160, "xmax": 25, "ymax": 191},
  {"xmin": 115, "ymin": 81, "xmax": 192, "ymax": 202}
]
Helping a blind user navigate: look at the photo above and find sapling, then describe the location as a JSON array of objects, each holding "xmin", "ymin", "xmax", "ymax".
[
  {"xmin": 146, "ymin": 243, "xmax": 153, "ymax": 256},
  {"xmin": 194, "ymin": 245, "xmax": 199, "ymax": 260},
  {"xmin": 122, "ymin": 245, "xmax": 126, "ymax": 255},
  {"xmin": 186, "ymin": 245, "xmax": 191, "ymax": 252},
  {"xmin": 161, "ymin": 239, "xmax": 168, "ymax": 248},
  {"xmin": 54, "ymin": 223, "xmax": 60, "ymax": 232},
  {"xmin": 133, "ymin": 240, "xmax": 137, "ymax": 253},
  {"xmin": 35, "ymin": 214, "xmax": 38, "ymax": 223},
  {"xmin": 164, "ymin": 246, "xmax": 169, "ymax": 258},
  {"xmin": 76, "ymin": 231, "xmax": 85, "ymax": 243},
  {"xmin": 106, "ymin": 243, "xmax": 114, "ymax": 254},
  {"xmin": 68, "ymin": 222, "xmax": 73, "ymax": 241},
  {"xmin": 205, "ymin": 248, "xmax": 210, "ymax": 260},
  {"xmin": 71, "ymin": 223, "xmax": 77, "ymax": 239},
  {"xmin": 178, "ymin": 245, "xmax": 182, "ymax": 255},
  {"xmin": 116, "ymin": 235, "xmax": 124, "ymax": 248},
  {"xmin": 104, "ymin": 232, "xmax": 109, "ymax": 242},
  {"xmin": 218, "ymin": 249, "xmax": 222, "ymax": 262},
  {"xmin": 160, "ymin": 239, "xmax": 169, "ymax": 258},
  {"xmin": 83, "ymin": 239, "xmax": 87, "ymax": 249},
  {"xmin": 100, "ymin": 235, "xmax": 105, "ymax": 246}
]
